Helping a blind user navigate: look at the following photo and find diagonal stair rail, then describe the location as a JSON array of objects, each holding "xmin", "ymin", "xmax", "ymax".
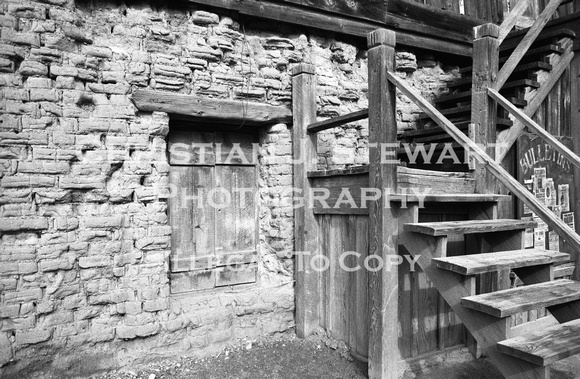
[
  {"xmin": 498, "ymin": 0, "xmax": 532, "ymax": 44},
  {"xmin": 489, "ymin": 87, "xmax": 580, "ymax": 170},
  {"xmin": 496, "ymin": 43, "xmax": 575, "ymax": 161},
  {"xmin": 495, "ymin": 0, "xmax": 566, "ymax": 90},
  {"xmin": 386, "ymin": 71, "xmax": 580, "ymax": 259}
]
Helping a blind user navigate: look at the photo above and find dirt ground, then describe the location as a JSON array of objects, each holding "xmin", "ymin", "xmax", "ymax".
[
  {"xmin": 22, "ymin": 330, "xmax": 580, "ymax": 379},
  {"xmin": 84, "ymin": 331, "xmax": 580, "ymax": 379}
]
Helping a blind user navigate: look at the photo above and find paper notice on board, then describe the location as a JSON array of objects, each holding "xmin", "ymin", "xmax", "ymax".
[
  {"xmin": 558, "ymin": 184, "xmax": 570, "ymax": 212},
  {"xmin": 533, "ymin": 168, "xmax": 546, "ymax": 193},
  {"xmin": 536, "ymin": 188, "xmax": 546, "ymax": 206},
  {"xmin": 534, "ymin": 229, "xmax": 546, "ymax": 249},
  {"xmin": 549, "ymin": 230, "xmax": 560, "ymax": 251},
  {"xmin": 544, "ymin": 178, "xmax": 556, "ymax": 207},
  {"xmin": 563, "ymin": 212, "xmax": 575, "ymax": 230},
  {"xmin": 551, "ymin": 205, "xmax": 562, "ymax": 219}
]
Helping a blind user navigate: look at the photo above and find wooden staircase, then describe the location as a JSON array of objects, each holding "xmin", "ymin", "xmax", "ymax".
[{"xmin": 400, "ymin": 214, "xmax": 580, "ymax": 377}]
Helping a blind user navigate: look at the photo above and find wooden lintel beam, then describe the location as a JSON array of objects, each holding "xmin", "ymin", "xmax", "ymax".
[
  {"xmin": 132, "ymin": 89, "xmax": 292, "ymax": 125},
  {"xmin": 186, "ymin": 0, "xmax": 473, "ymax": 56}
]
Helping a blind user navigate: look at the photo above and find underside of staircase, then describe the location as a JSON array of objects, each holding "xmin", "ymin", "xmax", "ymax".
[{"xmin": 292, "ymin": 2, "xmax": 580, "ymax": 377}]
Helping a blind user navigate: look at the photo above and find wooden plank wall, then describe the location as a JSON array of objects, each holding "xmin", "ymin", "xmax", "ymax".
[
  {"xmin": 411, "ymin": 0, "xmax": 579, "ymax": 23},
  {"xmin": 318, "ymin": 208, "xmax": 468, "ymax": 360}
]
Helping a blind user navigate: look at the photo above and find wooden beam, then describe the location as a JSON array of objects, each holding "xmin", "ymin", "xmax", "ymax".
[
  {"xmin": 471, "ymin": 24, "xmax": 499, "ymax": 194},
  {"xmin": 572, "ymin": 54, "xmax": 580, "ymax": 281},
  {"xmin": 498, "ymin": 0, "xmax": 532, "ymax": 44},
  {"xmin": 307, "ymin": 109, "xmax": 368, "ymax": 133},
  {"xmin": 496, "ymin": 46, "xmax": 575, "ymax": 161},
  {"xmin": 495, "ymin": 0, "xmax": 565, "ymax": 90},
  {"xmin": 387, "ymin": 70, "xmax": 580, "ymax": 263},
  {"xmin": 366, "ymin": 29, "xmax": 400, "ymax": 379},
  {"xmin": 489, "ymin": 87, "xmax": 580, "ymax": 170},
  {"xmin": 291, "ymin": 64, "xmax": 321, "ymax": 338},
  {"xmin": 387, "ymin": 0, "xmax": 484, "ymax": 34},
  {"xmin": 132, "ymin": 89, "xmax": 292, "ymax": 125},
  {"xmin": 186, "ymin": 0, "xmax": 473, "ymax": 56}
]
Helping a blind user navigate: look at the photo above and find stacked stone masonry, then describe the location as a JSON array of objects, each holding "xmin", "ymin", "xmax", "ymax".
[{"xmin": 0, "ymin": 0, "xmax": 460, "ymax": 375}]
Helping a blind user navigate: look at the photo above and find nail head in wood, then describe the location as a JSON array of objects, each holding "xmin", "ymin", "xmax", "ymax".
[
  {"xmin": 473, "ymin": 23, "xmax": 500, "ymax": 39},
  {"xmin": 367, "ymin": 29, "xmax": 396, "ymax": 48},
  {"xmin": 291, "ymin": 63, "xmax": 316, "ymax": 76}
]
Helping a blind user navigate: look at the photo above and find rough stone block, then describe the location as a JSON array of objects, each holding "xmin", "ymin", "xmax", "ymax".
[
  {"xmin": 18, "ymin": 162, "xmax": 69, "ymax": 174},
  {"xmin": 116, "ymin": 323, "xmax": 159, "ymax": 339},
  {"xmin": 29, "ymin": 88, "xmax": 58, "ymax": 102},
  {"xmin": 50, "ymin": 65, "xmax": 78, "ymax": 77},
  {"xmin": 78, "ymin": 255, "xmax": 112, "ymax": 269},
  {"xmin": 16, "ymin": 329, "xmax": 52, "ymax": 346},
  {"xmin": 1, "ymin": 175, "xmax": 56, "ymax": 188},
  {"xmin": 143, "ymin": 298, "xmax": 168, "ymax": 312},
  {"xmin": 0, "ymin": 131, "xmax": 49, "ymax": 145},
  {"xmin": 4, "ymin": 288, "xmax": 43, "ymax": 303},
  {"xmin": 87, "ymin": 83, "xmax": 130, "ymax": 95},
  {"xmin": 0, "ymin": 217, "xmax": 49, "ymax": 232},
  {"xmin": 1, "ymin": 29, "xmax": 40, "ymax": 47},
  {"xmin": 18, "ymin": 60, "xmax": 47, "ymax": 77},
  {"xmin": 59, "ymin": 176, "xmax": 105, "ymax": 190},
  {"xmin": 7, "ymin": 3, "xmax": 46, "ymax": 19},
  {"xmin": 0, "ymin": 304, "xmax": 20, "ymax": 318},
  {"xmin": 0, "ymin": 332, "xmax": 12, "ymax": 366},
  {"xmin": 83, "ymin": 216, "xmax": 124, "ymax": 229},
  {"xmin": 81, "ymin": 46, "xmax": 112, "ymax": 59},
  {"xmin": 39, "ymin": 256, "xmax": 74, "ymax": 271}
]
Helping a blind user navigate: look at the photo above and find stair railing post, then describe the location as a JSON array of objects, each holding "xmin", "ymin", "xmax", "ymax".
[
  {"xmin": 291, "ymin": 63, "xmax": 322, "ymax": 338},
  {"xmin": 367, "ymin": 28, "xmax": 401, "ymax": 379},
  {"xmin": 471, "ymin": 23, "xmax": 500, "ymax": 194}
]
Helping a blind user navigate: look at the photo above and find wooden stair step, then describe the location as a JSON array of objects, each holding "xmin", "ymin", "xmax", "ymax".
[
  {"xmin": 389, "ymin": 193, "xmax": 511, "ymax": 204},
  {"xmin": 501, "ymin": 28, "xmax": 576, "ymax": 53},
  {"xmin": 405, "ymin": 219, "xmax": 536, "ymax": 236},
  {"xmin": 501, "ymin": 78, "xmax": 541, "ymax": 90},
  {"xmin": 497, "ymin": 318, "xmax": 580, "ymax": 366},
  {"xmin": 500, "ymin": 44, "xmax": 563, "ymax": 63},
  {"xmin": 460, "ymin": 60, "xmax": 552, "ymax": 75},
  {"xmin": 461, "ymin": 279, "xmax": 580, "ymax": 318},
  {"xmin": 434, "ymin": 92, "xmax": 527, "ymax": 108},
  {"xmin": 400, "ymin": 121, "xmax": 469, "ymax": 139},
  {"xmin": 433, "ymin": 249, "xmax": 570, "ymax": 275}
]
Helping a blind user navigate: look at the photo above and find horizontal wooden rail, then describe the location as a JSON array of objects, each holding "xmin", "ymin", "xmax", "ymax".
[
  {"xmin": 489, "ymin": 88, "xmax": 580, "ymax": 170},
  {"xmin": 387, "ymin": 70, "xmax": 580, "ymax": 258},
  {"xmin": 307, "ymin": 109, "xmax": 369, "ymax": 133},
  {"xmin": 495, "ymin": 0, "xmax": 565, "ymax": 90},
  {"xmin": 498, "ymin": 0, "xmax": 532, "ymax": 44},
  {"xmin": 496, "ymin": 47, "xmax": 575, "ymax": 161}
]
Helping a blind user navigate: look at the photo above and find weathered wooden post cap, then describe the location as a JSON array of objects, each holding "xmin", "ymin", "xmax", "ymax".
[
  {"xmin": 474, "ymin": 23, "xmax": 500, "ymax": 39},
  {"xmin": 291, "ymin": 63, "xmax": 316, "ymax": 76},
  {"xmin": 367, "ymin": 29, "xmax": 396, "ymax": 48}
]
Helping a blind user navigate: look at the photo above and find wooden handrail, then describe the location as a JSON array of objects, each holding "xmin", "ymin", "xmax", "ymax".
[
  {"xmin": 495, "ymin": 0, "xmax": 565, "ymax": 90},
  {"xmin": 307, "ymin": 109, "xmax": 369, "ymax": 133},
  {"xmin": 496, "ymin": 47, "xmax": 575, "ymax": 161},
  {"xmin": 387, "ymin": 70, "xmax": 580, "ymax": 255},
  {"xmin": 489, "ymin": 87, "xmax": 580, "ymax": 169},
  {"xmin": 498, "ymin": 0, "xmax": 532, "ymax": 44}
]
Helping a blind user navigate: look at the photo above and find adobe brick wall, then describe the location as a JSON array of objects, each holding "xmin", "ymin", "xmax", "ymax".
[{"xmin": 0, "ymin": 0, "xmax": 460, "ymax": 376}]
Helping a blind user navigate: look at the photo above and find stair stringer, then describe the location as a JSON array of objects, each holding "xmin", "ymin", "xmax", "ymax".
[{"xmin": 399, "ymin": 223, "xmax": 550, "ymax": 379}]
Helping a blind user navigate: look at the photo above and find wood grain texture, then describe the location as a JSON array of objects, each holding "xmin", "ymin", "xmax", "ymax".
[
  {"xmin": 433, "ymin": 249, "xmax": 570, "ymax": 275},
  {"xmin": 133, "ymin": 89, "xmax": 291, "ymax": 125},
  {"xmin": 572, "ymin": 54, "xmax": 580, "ymax": 281},
  {"xmin": 498, "ymin": 0, "xmax": 533, "ymax": 43},
  {"xmin": 184, "ymin": 0, "xmax": 473, "ymax": 56},
  {"xmin": 471, "ymin": 23, "xmax": 499, "ymax": 194},
  {"xmin": 461, "ymin": 279, "xmax": 580, "ymax": 317},
  {"xmin": 388, "ymin": 69, "xmax": 580, "ymax": 263},
  {"xmin": 496, "ymin": 45, "xmax": 574, "ymax": 161},
  {"xmin": 292, "ymin": 64, "xmax": 321, "ymax": 338},
  {"xmin": 400, "ymin": 231, "xmax": 550, "ymax": 377},
  {"xmin": 307, "ymin": 109, "xmax": 368, "ymax": 133},
  {"xmin": 405, "ymin": 219, "xmax": 536, "ymax": 236},
  {"xmin": 490, "ymin": 87, "xmax": 580, "ymax": 169},
  {"xmin": 366, "ymin": 28, "xmax": 400, "ymax": 379},
  {"xmin": 497, "ymin": 318, "xmax": 580, "ymax": 365},
  {"xmin": 495, "ymin": 0, "xmax": 566, "ymax": 90}
]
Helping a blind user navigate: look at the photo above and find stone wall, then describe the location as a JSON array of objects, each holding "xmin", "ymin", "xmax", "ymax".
[{"xmin": 0, "ymin": 0, "xmax": 460, "ymax": 376}]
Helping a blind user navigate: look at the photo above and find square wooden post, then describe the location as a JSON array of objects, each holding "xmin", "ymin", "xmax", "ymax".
[
  {"xmin": 291, "ymin": 63, "xmax": 322, "ymax": 338},
  {"xmin": 471, "ymin": 23, "xmax": 500, "ymax": 195},
  {"xmin": 367, "ymin": 29, "xmax": 401, "ymax": 379}
]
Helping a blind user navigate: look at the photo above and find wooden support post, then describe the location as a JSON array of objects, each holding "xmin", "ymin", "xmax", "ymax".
[
  {"xmin": 367, "ymin": 28, "xmax": 400, "ymax": 379},
  {"xmin": 471, "ymin": 24, "xmax": 500, "ymax": 195},
  {"xmin": 572, "ymin": 54, "xmax": 580, "ymax": 281},
  {"xmin": 292, "ymin": 64, "xmax": 321, "ymax": 338}
]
